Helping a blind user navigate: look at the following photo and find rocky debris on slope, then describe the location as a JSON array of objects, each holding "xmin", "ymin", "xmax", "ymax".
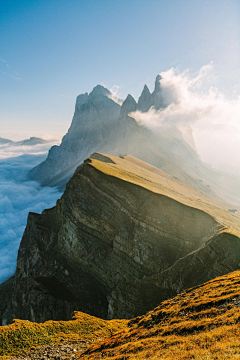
[
  {"xmin": 1, "ymin": 153, "xmax": 240, "ymax": 325},
  {"xmin": 8, "ymin": 340, "xmax": 90, "ymax": 360}
]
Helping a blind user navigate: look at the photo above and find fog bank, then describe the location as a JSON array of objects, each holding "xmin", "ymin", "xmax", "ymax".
[{"xmin": 0, "ymin": 144, "xmax": 62, "ymax": 284}]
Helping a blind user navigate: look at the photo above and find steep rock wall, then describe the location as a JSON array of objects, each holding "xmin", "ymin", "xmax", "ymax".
[{"xmin": 0, "ymin": 156, "xmax": 220, "ymax": 324}]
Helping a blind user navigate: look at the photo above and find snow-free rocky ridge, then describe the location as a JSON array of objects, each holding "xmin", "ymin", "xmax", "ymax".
[
  {"xmin": 1, "ymin": 153, "xmax": 240, "ymax": 325},
  {"xmin": 28, "ymin": 76, "xmax": 240, "ymax": 206}
]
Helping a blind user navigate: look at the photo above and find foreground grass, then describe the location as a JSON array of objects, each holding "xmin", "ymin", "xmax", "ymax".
[
  {"xmin": 82, "ymin": 270, "xmax": 240, "ymax": 359},
  {"xmin": 2, "ymin": 271, "xmax": 240, "ymax": 359},
  {"xmin": 0, "ymin": 311, "xmax": 127, "ymax": 358}
]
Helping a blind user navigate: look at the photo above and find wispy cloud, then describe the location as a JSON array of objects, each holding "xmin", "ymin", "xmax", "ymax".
[
  {"xmin": 0, "ymin": 56, "xmax": 22, "ymax": 80},
  {"xmin": 0, "ymin": 70, "xmax": 22, "ymax": 81},
  {"xmin": 108, "ymin": 85, "xmax": 124, "ymax": 105},
  {"xmin": 129, "ymin": 64, "xmax": 240, "ymax": 170}
]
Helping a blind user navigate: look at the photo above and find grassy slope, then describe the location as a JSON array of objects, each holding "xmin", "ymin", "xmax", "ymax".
[
  {"xmin": 0, "ymin": 312, "xmax": 127, "ymax": 358},
  {"xmin": 3, "ymin": 271, "xmax": 240, "ymax": 359},
  {"xmin": 89, "ymin": 153, "xmax": 240, "ymax": 236},
  {"xmin": 1, "ymin": 154, "xmax": 240, "ymax": 359},
  {"xmin": 82, "ymin": 270, "xmax": 240, "ymax": 359}
]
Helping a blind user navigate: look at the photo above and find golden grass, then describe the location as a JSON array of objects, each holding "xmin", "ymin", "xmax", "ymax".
[
  {"xmin": 0, "ymin": 311, "xmax": 127, "ymax": 358},
  {"xmin": 88, "ymin": 153, "xmax": 240, "ymax": 236},
  {"xmin": 2, "ymin": 271, "xmax": 240, "ymax": 359},
  {"xmin": 81, "ymin": 270, "xmax": 240, "ymax": 359}
]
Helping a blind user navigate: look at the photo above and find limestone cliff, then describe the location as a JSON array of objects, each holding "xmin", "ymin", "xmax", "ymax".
[
  {"xmin": 28, "ymin": 76, "xmax": 240, "ymax": 206},
  {"xmin": 1, "ymin": 154, "xmax": 240, "ymax": 325}
]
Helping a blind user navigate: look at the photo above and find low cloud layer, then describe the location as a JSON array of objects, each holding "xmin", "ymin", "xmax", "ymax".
[
  {"xmin": 0, "ymin": 140, "xmax": 59, "ymax": 159},
  {"xmin": 130, "ymin": 64, "xmax": 240, "ymax": 173},
  {"xmin": 0, "ymin": 145, "xmax": 62, "ymax": 284}
]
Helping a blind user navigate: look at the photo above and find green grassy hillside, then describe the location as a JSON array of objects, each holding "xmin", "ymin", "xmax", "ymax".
[{"xmin": 0, "ymin": 312, "xmax": 127, "ymax": 358}]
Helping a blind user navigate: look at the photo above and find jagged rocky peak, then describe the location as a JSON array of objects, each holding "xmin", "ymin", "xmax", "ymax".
[
  {"xmin": 153, "ymin": 74, "xmax": 162, "ymax": 94},
  {"xmin": 76, "ymin": 92, "xmax": 88, "ymax": 106},
  {"xmin": 120, "ymin": 94, "xmax": 137, "ymax": 116},
  {"xmin": 88, "ymin": 84, "xmax": 111, "ymax": 99},
  {"xmin": 137, "ymin": 84, "xmax": 153, "ymax": 112},
  {"xmin": 74, "ymin": 92, "xmax": 89, "ymax": 113},
  {"xmin": 152, "ymin": 74, "xmax": 163, "ymax": 109},
  {"xmin": 137, "ymin": 75, "xmax": 163, "ymax": 112},
  {"xmin": 74, "ymin": 85, "xmax": 114, "ymax": 114}
]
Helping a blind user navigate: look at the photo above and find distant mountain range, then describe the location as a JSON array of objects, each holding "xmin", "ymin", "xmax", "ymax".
[
  {"xmin": 0, "ymin": 136, "xmax": 55, "ymax": 146},
  {"xmin": 28, "ymin": 76, "xmax": 240, "ymax": 206}
]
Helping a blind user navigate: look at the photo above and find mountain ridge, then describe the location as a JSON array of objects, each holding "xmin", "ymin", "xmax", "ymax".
[
  {"xmin": 28, "ymin": 76, "xmax": 240, "ymax": 206},
  {"xmin": 0, "ymin": 136, "xmax": 55, "ymax": 146},
  {"xmin": 1, "ymin": 153, "xmax": 240, "ymax": 325}
]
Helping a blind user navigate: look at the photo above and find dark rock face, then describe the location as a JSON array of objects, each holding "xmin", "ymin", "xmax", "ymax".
[
  {"xmin": 153, "ymin": 232, "xmax": 240, "ymax": 300},
  {"xmin": 3, "ymin": 154, "xmax": 239, "ymax": 325}
]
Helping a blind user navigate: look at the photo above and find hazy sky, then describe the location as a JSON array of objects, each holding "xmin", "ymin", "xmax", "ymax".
[{"xmin": 1, "ymin": 0, "xmax": 240, "ymax": 140}]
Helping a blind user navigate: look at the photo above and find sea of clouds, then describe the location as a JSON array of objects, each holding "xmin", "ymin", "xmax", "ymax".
[
  {"xmin": 0, "ymin": 142, "xmax": 62, "ymax": 284},
  {"xmin": 130, "ymin": 63, "xmax": 240, "ymax": 175}
]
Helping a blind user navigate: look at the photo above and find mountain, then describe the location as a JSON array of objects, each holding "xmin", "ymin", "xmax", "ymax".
[
  {"xmin": 15, "ymin": 137, "xmax": 53, "ymax": 146},
  {"xmin": 0, "ymin": 137, "xmax": 14, "ymax": 144},
  {"xmin": 28, "ymin": 76, "xmax": 240, "ymax": 206},
  {"xmin": 0, "ymin": 136, "xmax": 54, "ymax": 146},
  {"xmin": 1, "ymin": 153, "xmax": 240, "ymax": 325}
]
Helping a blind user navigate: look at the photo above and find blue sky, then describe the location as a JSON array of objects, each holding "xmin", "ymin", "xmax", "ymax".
[{"xmin": 1, "ymin": 0, "xmax": 240, "ymax": 140}]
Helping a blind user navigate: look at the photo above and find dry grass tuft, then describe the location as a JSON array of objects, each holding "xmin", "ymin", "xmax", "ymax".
[{"xmin": 81, "ymin": 270, "xmax": 240, "ymax": 359}]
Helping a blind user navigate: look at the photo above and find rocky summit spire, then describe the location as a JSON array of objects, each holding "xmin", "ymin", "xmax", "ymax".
[
  {"xmin": 120, "ymin": 94, "xmax": 137, "ymax": 116},
  {"xmin": 137, "ymin": 84, "xmax": 153, "ymax": 112},
  {"xmin": 153, "ymin": 74, "xmax": 162, "ymax": 94},
  {"xmin": 88, "ymin": 85, "xmax": 111, "ymax": 100},
  {"xmin": 152, "ymin": 74, "xmax": 163, "ymax": 110}
]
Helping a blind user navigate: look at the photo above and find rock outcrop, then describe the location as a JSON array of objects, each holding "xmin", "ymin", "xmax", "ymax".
[
  {"xmin": 28, "ymin": 76, "xmax": 240, "ymax": 206},
  {"xmin": 1, "ymin": 154, "xmax": 240, "ymax": 325}
]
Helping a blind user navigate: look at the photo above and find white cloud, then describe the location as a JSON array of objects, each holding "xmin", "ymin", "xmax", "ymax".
[
  {"xmin": 129, "ymin": 64, "xmax": 240, "ymax": 171},
  {"xmin": 0, "ymin": 146, "xmax": 62, "ymax": 284},
  {"xmin": 0, "ymin": 141, "xmax": 59, "ymax": 159}
]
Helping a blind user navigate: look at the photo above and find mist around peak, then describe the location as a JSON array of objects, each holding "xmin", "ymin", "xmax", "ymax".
[{"xmin": 130, "ymin": 64, "xmax": 240, "ymax": 171}]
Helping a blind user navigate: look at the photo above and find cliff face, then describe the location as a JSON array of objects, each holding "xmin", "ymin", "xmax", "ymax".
[
  {"xmin": 28, "ymin": 77, "xmax": 240, "ymax": 206},
  {"xmin": 1, "ymin": 154, "xmax": 240, "ymax": 325}
]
